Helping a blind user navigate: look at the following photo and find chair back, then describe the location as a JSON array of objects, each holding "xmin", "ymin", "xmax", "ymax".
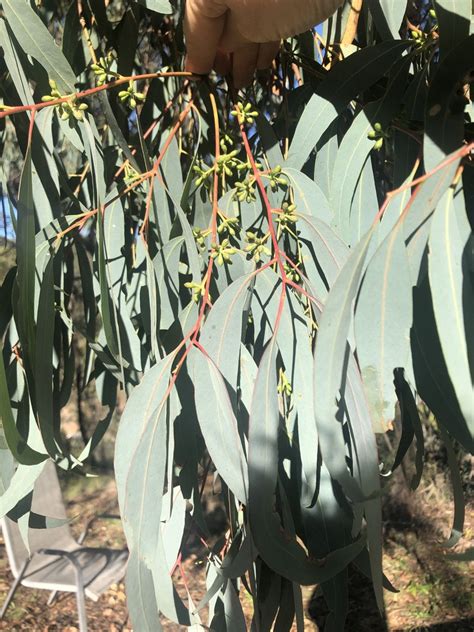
[{"xmin": 1, "ymin": 461, "xmax": 76, "ymax": 577}]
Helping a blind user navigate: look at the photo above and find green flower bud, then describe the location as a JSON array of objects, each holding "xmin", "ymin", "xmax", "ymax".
[{"xmin": 374, "ymin": 137, "xmax": 384, "ymax": 150}]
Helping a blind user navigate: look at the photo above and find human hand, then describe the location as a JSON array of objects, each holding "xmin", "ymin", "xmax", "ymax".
[{"xmin": 184, "ymin": 0, "xmax": 344, "ymax": 87}]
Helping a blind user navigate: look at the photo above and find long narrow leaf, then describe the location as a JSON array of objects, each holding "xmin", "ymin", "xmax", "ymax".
[
  {"xmin": 428, "ymin": 186, "xmax": 473, "ymax": 441},
  {"xmin": 2, "ymin": 0, "xmax": 76, "ymax": 93},
  {"xmin": 192, "ymin": 349, "xmax": 249, "ymax": 504},
  {"xmin": 313, "ymin": 229, "xmax": 375, "ymax": 501},
  {"xmin": 355, "ymin": 221, "xmax": 412, "ymax": 433}
]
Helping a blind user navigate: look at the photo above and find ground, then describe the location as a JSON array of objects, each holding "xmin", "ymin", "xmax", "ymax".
[{"xmin": 0, "ymin": 461, "xmax": 472, "ymax": 632}]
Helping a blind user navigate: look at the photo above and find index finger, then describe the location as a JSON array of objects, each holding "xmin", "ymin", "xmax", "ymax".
[{"xmin": 184, "ymin": 0, "xmax": 228, "ymax": 75}]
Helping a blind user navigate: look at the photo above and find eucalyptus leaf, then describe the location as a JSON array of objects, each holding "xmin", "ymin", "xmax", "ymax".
[
  {"xmin": 313, "ymin": 229, "xmax": 376, "ymax": 501},
  {"xmin": 288, "ymin": 41, "xmax": 410, "ymax": 169},
  {"xmin": 355, "ymin": 221, "xmax": 412, "ymax": 433},
  {"xmin": 1, "ymin": 2, "xmax": 472, "ymax": 627},
  {"xmin": 192, "ymin": 349, "xmax": 249, "ymax": 504},
  {"xmin": 2, "ymin": 0, "xmax": 76, "ymax": 92},
  {"xmin": 428, "ymin": 186, "xmax": 474, "ymax": 441},
  {"xmin": 133, "ymin": 0, "xmax": 173, "ymax": 13}
]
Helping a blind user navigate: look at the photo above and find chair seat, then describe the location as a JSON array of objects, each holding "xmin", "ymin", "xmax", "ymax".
[
  {"xmin": 21, "ymin": 547, "xmax": 128, "ymax": 601},
  {"xmin": 1, "ymin": 462, "xmax": 129, "ymax": 630}
]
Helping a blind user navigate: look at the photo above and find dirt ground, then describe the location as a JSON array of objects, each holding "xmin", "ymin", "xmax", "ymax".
[{"xmin": 0, "ymin": 465, "xmax": 472, "ymax": 632}]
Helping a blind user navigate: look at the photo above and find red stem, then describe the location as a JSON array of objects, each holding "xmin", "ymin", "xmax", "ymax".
[
  {"xmin": 375, "ymin": 141, "xmax": 473, "ymax": 223},
  {"xmin": 239, "ymin": 119, "xmax": 288, "ymax": 332},
  {"xmin": 0, "ymin": 71, "xmax": 194, "ymax": 120},
  {"xmin": 140, "ymin": 101, "xmax": 193, "ymax": 236}
]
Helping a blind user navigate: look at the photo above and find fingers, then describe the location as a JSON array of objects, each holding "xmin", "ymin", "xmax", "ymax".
[
  {"xmin": 226, "ymin": 0, "xmax": 344, "ymax": 44},
  {"xmin": 184, "ymin": 0, "xmax": 227, "ymax": 75},
  {"xmin": 230, "ymin": 41, "xmax": 279, "ymax": 88},
  {"xmin": 256, "ymin": 41, "xmax": 280, "ymax": 70},
  {"xmin": 232, "ymin": 43, "xmax": 259, "ymax": 89},
  {"xmin": 183, "ymin": 1, "xmax": 279, "ymax": 86},
  {"xmin": 214, "ymin": 50, "xmax": 231, "ymax": 76}
]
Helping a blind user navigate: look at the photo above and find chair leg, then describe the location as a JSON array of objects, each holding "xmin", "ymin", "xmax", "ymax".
[
  {"xmin": 47, "ymin": 589, "xmax": 58, "ymax": 606},
  {"xmin": 73, "ymin": 567, "xmax": 88, "ymax": 632},
  {"xmin": 37, "ymin": 549, "xmax": 88, "ymax": 631},
  {"xmin": 0, "ymin": 559, "xmax": 29, "ymax": 620},
  {"xmin": 75, "ymin": 588, "xmax": 88, "ymax": 632}
]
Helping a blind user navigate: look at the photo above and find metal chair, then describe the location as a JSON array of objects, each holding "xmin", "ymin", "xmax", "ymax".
[{"xmin": 0, "ymin": 461, "xmax": 128, "ymax": 632}]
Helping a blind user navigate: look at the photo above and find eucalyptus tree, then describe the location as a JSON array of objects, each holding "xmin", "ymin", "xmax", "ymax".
[{"xmin": 0, "ymin": 0, "xmax": 472, "ymax": 629}]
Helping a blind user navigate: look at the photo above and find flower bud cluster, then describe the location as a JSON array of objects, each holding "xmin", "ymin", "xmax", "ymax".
[
  {"xmin": 235, "ymin": 179, "xmax": 256, "ymax": 203},
  {"xmin": 41, "ymin": 80, "xmax": 88, "ymax": 122},
  {"xmin": 231, "ymin": 102, "xmax": 259, "ymax": 125},
  {"xmin": 216, "ymin": 150, "xmax": 240, "ymax": 177},
  {"xmin": 283, "ymin": 262, "xmax": 301, "ymax": 283},
  {"xmin": 123, "ymin": 163, "xmax": 141, "ymax": 187},
  {"xmin": 118, "ymin": 81, "xmax": 145, "ymax": 110},
  {"xmin": 184, "ymin": 278, "xmax": 208, "ymax": 303},
  {"xmin": 217, "ymin": 215, "xmax": 240, "ymax": 237},
  {"xmin": 267, "ymin": 165, "xmax": 287, "ymax": 191},
  {"xmin": 367, "ymin": 122, "xmax": 390, "ymax": 151},
  {"xmin": 192, "ymin": 227, "xmax": 211, "ymax": 250},
  {"xmin": 277, "ymin": 368, "xmax": 292, "ymax": 396},
  {"xmin": 245, "ymin": 232, "xmax": 271, "ymax": 262},
  {"xmin": 210, "ymin": 238, "xmax": 236, "ymax": 266},
  {"xmin": 91, "ymin": 53, "xmax": 116, "ymax": 86}
]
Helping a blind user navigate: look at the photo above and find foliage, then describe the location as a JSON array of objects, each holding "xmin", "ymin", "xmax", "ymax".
[{"xmin": 0, "ymin": 0, "xmax": 473, "ymax": 629}]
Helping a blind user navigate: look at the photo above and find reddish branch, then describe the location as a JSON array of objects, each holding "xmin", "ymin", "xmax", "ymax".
[
  {"xmin": 375, "ymin": 141, "xmax": 474, "ymax": 223},
  {"xmin": 239, "ymin": 116, "xmax": 322, "ymax": 332},
  {"xmin": 141, "ymin": 101, "xmax": 194, "ymax": 237},
  {"xmin": 0, "ymin": 71, "xmax": 193, "ymax": 120}
]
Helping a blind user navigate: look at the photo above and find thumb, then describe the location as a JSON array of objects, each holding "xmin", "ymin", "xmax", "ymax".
[{"xmin": 184, "ymin": 0, "xmax": 228, "ymax": 75}]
